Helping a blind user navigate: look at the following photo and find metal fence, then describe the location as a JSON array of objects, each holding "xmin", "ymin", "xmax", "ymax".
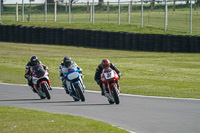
[{"xmin": 1, "ymin": 0, "xmax": 200, "ymax": 34}]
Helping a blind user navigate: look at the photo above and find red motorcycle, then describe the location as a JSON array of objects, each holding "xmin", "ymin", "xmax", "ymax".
[
  {"xmin": 30, "ymin": 64, "xmax": 51, "ymax": 99},
  {"xmin": 101, "ymin": 67, "xmax": 120, "ymax": 104}
]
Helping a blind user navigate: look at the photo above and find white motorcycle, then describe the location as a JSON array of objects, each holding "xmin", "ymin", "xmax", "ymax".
[{"xmin": 31, "ymin": 64, "xmax": 51, "ymax": 99}]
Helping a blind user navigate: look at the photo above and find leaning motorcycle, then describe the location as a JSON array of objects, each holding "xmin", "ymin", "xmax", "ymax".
[
  {"xmin": 30, "ymin": 64, "xmax": 51, "ymax": 100},
  {"xmin": 101, "ymin": 67, "xmax": 120, "ymax": 104},
  {"xmin": 63, "ymin": 67, "xmax": 86, "ymax": 102}
]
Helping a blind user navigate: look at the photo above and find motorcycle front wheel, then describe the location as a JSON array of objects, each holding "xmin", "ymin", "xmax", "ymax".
[
  {"xmin": 111, "ymin": 85, "xmax": 120, "ymax": 104},
  {"xmin": 41, "ymin": 82, "xmax": 51, "ymax": 100},
  {"xmin": 74, "ymin": 83, "xmax": 85, "ymax": 102}
]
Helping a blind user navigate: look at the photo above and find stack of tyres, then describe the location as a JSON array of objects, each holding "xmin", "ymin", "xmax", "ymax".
[
  {"xmin": 55, "ymin": 28, "xmax": 63, "ymax": 45},
  {"xmin": 19, "ymin": 26, "xmax": 26, "ymax": 43},
  {"xmin": 162, "ymin": 35, "xmax": 168, "ymax": 52},
  {"xmin": 195, "ymin": 36, "xmax": 200, "ymax": 53},
  {"xmin": 154, "ymin": 34, "xmax": 163, "ymax": 52},
  {"xmin": 39, "ymin": 27, "xmax": 46, "ymax": 44},
  {"xmin": 0, "ymin": 25, "xmax": 3, "ymax": 41},
  {"xmin": 166, "ymin": 35, "xmax": 174, "ymax": 52},
  {"xmin": 189, "ymin": 36, "xmax": 196, "ymax": 53},
  {"xmin": 119, "ymin": 32, "xmax": 125, "ymax": 50},
  {"xmin": 173, "ymin": 35, "xmax": 182, "ymax": 52},
  {"xmin": 62, "ymin": 29, "xmax": 68, "ymax": 45},
  {"xmin": 124, "ymin": 33, "xmax": 132, "ymax": 50},
  {"xmin": 73, "ymin": 29, "xmax": 79, "ymax": 46},
  {"xmin": 26, "ymin": 26, "xmax": 33, "ymax": 43},
  {"xmin": 132, "ymin": 33, "xmax": 140, "ymax": 51},
  {"xmin": 15, "ymin": 25, "xmax": 21, "ymax": 43},
  {"xmin": 108, "ymin": 32, "xmax": 115, "ymax": 49},
  {"xmin": 91, "ymin": 30, "xmax": 96, "ymax": 48},
  {"xmin": 84, "ymin": 30, "xmax": 91, "ymax": 47},
  {"xmin": 78, "ymin": 29, "xmax": 84, "ymax": 46},
  {"xmin": 8, "ymin": 25, "xmax": 16, "ymax": 42},
  {"xmin": 138, "ymin": 34, "xmax": 144, "ymax": 51},
  {"xmin": 95, "ymin": 31, "xmax": 101, "ymax": 48},
  {"xmin": 114, "ymin": 32, "xmax": 120, "ymax": 49},
  {"xmin": 45, "ymin": 28, "xmax": 51, "ymax": 44},
  {"xmin": 50, "ymin": 28, "xmax": 56, "ymax": 45},
  {"xmin": 3, "ymin": 25, "xmax": 9, "ymax": 42},
  {"xmin": 148, "ymin": 34, "xmax": 155, "ymax": 51},
  {"xmin": 181, "ymin": 35, "xmax": 190, "ymax": 53},
  {"xmin": 142, "ymin": 34, "xmax": 150, "ymax": 51},
  {"xmin": 67, "ymin": 29, "xmax": 73, "ymax": 46},
  {"xmin": 32, "ymin": 27, "xmax": 40, "ymax": 44},
  {"xmin": 101, "ymin": 31, "xmax": 109, "ymax": 48}
]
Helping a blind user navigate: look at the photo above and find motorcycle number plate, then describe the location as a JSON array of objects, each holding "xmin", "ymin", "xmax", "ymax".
[{"xmin": 104, "ymin": 71, "xmax": 114, "ymax": 79}]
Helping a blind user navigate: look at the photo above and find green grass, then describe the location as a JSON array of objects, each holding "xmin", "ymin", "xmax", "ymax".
[
  {"xmin": 0, "ymin": 106, "xmax": 128, "ymax": 133},
  {"xmin": 0, "ymin": 42, "xmax": 200, "ymax": 99}
]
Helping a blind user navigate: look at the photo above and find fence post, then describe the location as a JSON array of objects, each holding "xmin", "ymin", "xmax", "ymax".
[
  {"xmin": 141, "ymin": 0, "xmax": 143, "ymax": 27},
  {"xmin": 54, "ymin": 1, "xmax": 57, "ymax": 22},
  {"xmin": 189, "ymin": 0, "xmax": 192, "ymax": 33},
  {"xmin": 45, "ymin": 0, "xmax": 47, "ymax": 23},
  {"xmin": 128, "ymin": 3, "xmax": 130, "ymax": 23},
  {"xmin": 90, "ymin": 4, "xmax": 92, "ymax": 22},
  {"xmin": 118, "ymin": 0, "xmax": 120, "ymax": 25},
  {"xmin": 164, "ymin": 0, "xmax": 168, "ymax": 31},
  {"xmin": 65, "ymin": 2, "xmax": 68, "ymax": 14},
  {"xmin": 16, "ymin": 2, "xmax": 18, "ymax": 22},
  {"xmin": 22, "ymin": 0, "xmax": 24, "ymax": 22},
  {"xmin": 87, "ymin": 1, "xmax": 89, "ymax": 13},
  {"xmin": 92, "ymin": 0, "xmax": 94, "ymax": 24},
  {"xmin": 68, "ymin": 0, "xmax": 71, "ymax": 24},
  {"xmin": 0, "ymin": 0, "xmax": 1, "ymax": 24}
]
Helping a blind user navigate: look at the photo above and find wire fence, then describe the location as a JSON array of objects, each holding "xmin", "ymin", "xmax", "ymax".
[{"xmin": 1, "ymin": 0, "xmax": 200, "ymax": 34}]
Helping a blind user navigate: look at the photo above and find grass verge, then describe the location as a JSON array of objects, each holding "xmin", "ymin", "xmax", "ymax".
[{"xmin": 0, "ymin": 106, "xmax": 128, "ymax": 133}]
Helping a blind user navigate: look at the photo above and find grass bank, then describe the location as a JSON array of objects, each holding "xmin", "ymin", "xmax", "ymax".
[
  {"xmin": 0, "ymin": 106, "xmax": 128, "ymax": 133},
  {"xmin": 0, "ymin": 42, "xmax": 200, "ymax": 99}
]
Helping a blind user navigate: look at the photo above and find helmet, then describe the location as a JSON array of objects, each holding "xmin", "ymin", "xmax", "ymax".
[
  {"xmin": 30, "ymin": 56, "xmax": 39, "ymax": 65},
  {"xmin": 63, "ymin": 56, "xmax": 71, "ymax": 67},
  {"xmin": 101, "ymin": 59, "xmax": 110, "ymax": 69}
]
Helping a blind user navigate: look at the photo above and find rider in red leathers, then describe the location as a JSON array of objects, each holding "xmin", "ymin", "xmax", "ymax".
[{"xmin": 94, "ymin": 59, "xmax": 121, "ymax": 96}]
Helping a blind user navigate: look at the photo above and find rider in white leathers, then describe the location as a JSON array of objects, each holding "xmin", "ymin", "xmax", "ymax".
[{"xmin": 59, "ymin": 56, "xmax": 83, "ymax": 94}]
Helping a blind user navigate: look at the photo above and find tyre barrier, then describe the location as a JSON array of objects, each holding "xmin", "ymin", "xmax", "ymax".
[{"xmin": 0, "ymin": 24, "xmax": 199, "ymax": 53}]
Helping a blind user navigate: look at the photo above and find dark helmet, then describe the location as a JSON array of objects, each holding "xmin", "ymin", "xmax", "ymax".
[
  {"xmin": 30, "ymin": 56, "xmax": 39, "ymax": 65},
  {"xmin": 101, "ymin": 59, "xmax": 110, "ymax": 69},
  {"xmin": 63, "ymin": 56, "xmax": 71, "ymax": 67}
]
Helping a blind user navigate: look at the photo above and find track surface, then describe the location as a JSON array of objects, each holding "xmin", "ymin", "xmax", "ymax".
[{"xmin": 1, "ymin": 83, "xmax": 200, "ymax": 133}]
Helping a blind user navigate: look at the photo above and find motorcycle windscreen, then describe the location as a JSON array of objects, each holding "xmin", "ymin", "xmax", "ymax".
[
  {"xmin": 67, "ymin": 72, "xmax": 79, "ymax": 81},
  {"xmin": 31, "ymin": 64, "xmax": 45, "ymax": 78},
  {"xmin": 104, "ymin": 70, "xmax": 115, "ymax": 80}
]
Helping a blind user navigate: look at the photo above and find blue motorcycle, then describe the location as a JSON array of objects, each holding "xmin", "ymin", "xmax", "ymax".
[{"xmin": 64, "ymin": 68, "xmax": 86, "ymax": 102}]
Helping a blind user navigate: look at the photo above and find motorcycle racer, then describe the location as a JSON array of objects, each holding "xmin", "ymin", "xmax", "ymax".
[
  {"xmin": 59, "ymin": 56, "xmax": 83, "ymax": 94},
  {"xmin": 24, "ymin": 56, "xmax": 50, "ymax": 92},
  {"xmin": 94, "ymin": 59, "xmax": 121, "ymax": 96}
]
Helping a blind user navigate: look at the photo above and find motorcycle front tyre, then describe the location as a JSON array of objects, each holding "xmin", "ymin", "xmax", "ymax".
[
  {"xmin": 111, "ymin": 85, "xmax": 120, "ymax": 104},
  {"xmin": 41, "ymin": 82, "xmax": 51, "ymax": 100},
  {"xmin": 74, "ymin": 83, "xmax": 85, "ymax": 102}
]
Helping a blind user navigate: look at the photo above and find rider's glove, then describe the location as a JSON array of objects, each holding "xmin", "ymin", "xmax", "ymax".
[{"xmin": 118, "ymin": 72, "xmax": 121, "ymax": 79}]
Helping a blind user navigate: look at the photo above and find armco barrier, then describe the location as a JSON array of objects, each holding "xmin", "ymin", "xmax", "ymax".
[{"xmin": 0, "ymin": 24, "xmax": 199, "ymax": 53}]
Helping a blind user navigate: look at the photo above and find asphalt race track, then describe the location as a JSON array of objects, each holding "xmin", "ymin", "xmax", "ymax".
[{"xmin": 1, "ymin": 83, "xmax": 200, "ymax": 133}]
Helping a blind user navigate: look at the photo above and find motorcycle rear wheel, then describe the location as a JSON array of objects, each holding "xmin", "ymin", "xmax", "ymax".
[
  {"xmin": 111, "ymin": 85, "xmax": 120, "ymax": 104},
  {"xmin": 41, "ymin": 82, "xmax": 51, "ymax": 100}
]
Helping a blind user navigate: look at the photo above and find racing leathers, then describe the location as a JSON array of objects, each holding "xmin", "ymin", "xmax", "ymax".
[
  {"xmin": 59, "ymin": 61, "xmax": 83, "ymax": 94},
  {"xmin": 94, "ymin": 63, "xmax": 121, "ymax": 96},
  {"xmin": 24, "ymin": 61, "xmax": 48, "ymax": 92}
]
